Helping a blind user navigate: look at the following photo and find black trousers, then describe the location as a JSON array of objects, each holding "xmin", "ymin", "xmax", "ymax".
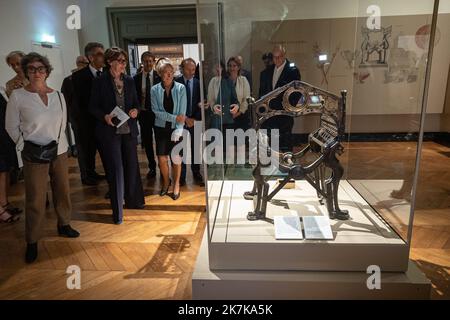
[
  {"xmin": 96, "ymin": 132, "xmax": 144, "ymax": 223},
  {"xmin": 72, "ymin": 118, "xmax": 98, "ymax": 180},
  {"xmin": 138, "ymin": 110, "xmax": 157, "ymax": 171},
  {"xmin": 181, "ymin": 125, "xmax": 201, "ymax": 181}
]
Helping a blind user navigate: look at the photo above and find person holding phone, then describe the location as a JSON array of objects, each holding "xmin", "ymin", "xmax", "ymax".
[{"xmin": 89, "ymin": 47, "xmax": 145, "ymax": 225}]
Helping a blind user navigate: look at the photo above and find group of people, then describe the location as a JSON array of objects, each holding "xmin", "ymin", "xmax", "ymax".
[{"xmin": 0, "ymin": 42, "xmax": 300, "ymax": 264}]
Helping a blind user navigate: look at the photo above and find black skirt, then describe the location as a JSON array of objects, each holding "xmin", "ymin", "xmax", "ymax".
[{"xmin": 154, "ymin": 126, "xmax": 183, "ymax": 157}]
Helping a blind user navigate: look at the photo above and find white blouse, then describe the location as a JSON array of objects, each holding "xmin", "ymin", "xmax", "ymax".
[
  {"xmin": 6, "ymin": 88, "xmax": 69, "ymax": 155},
  {"xmin": 207, "ymin": 76, "xmax": 251, "ymax": 114},
  {"xmin": 234, "ymin": 76, "xmax": 251, "ymax": 114}
]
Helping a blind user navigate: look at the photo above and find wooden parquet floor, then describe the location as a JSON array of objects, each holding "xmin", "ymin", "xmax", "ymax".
[{"xmin": 0, "ymin": 142, "xmax": 449, "ymax": 299}]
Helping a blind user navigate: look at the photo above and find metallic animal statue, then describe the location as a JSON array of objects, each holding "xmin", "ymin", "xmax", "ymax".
[{"xmin": 244, "ymin": 81, "xmax": 349, "ymax": 222}]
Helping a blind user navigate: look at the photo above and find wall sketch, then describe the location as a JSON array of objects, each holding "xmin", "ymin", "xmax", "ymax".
[
  {"xmin": 384, "ymin": 47, "xmax": 419, "ymax": 84},
  {"xmin": 354, "ymin": 71, "xmax": 371, "ymax": 84},
  {"xmin": 360, "ymin": 26, "xmax": 392, "ymax": 67},
  {"xmin": 341, "ymin": 49, "xmax": 360, "ymax": 69},
  {"xmin": 313, "ymin": 42, "xmax": 341, "ymax": 86}
]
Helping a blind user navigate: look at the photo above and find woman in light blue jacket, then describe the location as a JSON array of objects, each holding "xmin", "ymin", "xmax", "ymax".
[{"xmin": 151, "ymin": 59, "xmax": 187, "ymax": 200}]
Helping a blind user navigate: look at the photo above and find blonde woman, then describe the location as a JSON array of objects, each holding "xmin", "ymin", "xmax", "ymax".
[{"xmin": 151, "ymin": 59, "xmax": 187, "ymax": 201}]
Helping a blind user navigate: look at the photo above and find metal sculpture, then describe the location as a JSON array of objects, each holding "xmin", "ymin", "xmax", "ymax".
[{"xmin": 244, "ymin": 81, "xmax": 349, "ymax": 221}]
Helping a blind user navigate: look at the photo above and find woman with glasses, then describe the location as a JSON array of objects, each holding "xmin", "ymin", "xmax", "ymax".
[
  {"xmin": 89, "ymin": 47, "xmax": 145, "ymax": 225},
  {"xmin": 227, "ymin": 56, "xmax": 251, "ymax": 130},
  {"xmin": 6, "ymin": 52, "xmax": 80, "ymax": 263}
]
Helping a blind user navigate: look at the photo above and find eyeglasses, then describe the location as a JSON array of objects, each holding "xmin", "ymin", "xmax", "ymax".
[
  {"xmin": 27, "ymin": 66, "xmax": 47, "ymax": 74},
  {"xmin": 116, "ymin": 59, "xmax": 127, "ymax": 65}
]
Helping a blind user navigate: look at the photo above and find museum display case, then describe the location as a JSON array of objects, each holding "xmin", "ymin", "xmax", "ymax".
[{"xmin": 197, "ymin": 0, "xmax": 439, "ymax": 272}]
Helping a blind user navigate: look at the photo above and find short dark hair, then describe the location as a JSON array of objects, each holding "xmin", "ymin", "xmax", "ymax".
[
  {"xmin": 227, "ymin": 56, "xmax": 242, "ymax": 69},
  {"xmin": 141, "ymin": 51, "xmax": 156, "ymax": 62},
  {"xmin": 104, "ymin": 47, "xmax": 128, "ymax": 68},
  {"xmin": 84, "ymin": 42, "xmax": 104, "ymax": 57},
  {"xmin": 21, "ymin": 52, "xmax": 53, "ymax": 80}
]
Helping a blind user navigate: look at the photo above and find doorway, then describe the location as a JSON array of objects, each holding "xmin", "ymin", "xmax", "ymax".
[{"xmin": 107, "ymin": 5, "xmax": 198, "ymax": 75}]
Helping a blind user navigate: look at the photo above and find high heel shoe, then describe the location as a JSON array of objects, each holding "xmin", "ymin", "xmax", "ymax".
[
  {"xmin": 160, "ymin": 179, "xmax": 171, "ymax": 197},
  {"xmin": 171, "ymin": 193, "xmax": 181, "ymax": 201},
  {"xmin": 171, "ymin": 185, "xmax": 181, "ymax": 201}
]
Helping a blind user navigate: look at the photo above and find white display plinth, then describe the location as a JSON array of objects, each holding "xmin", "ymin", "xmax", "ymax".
[
  {"xmin": 207, "ymin": 180, "xmax": 409, "ymax": 271},
  {"xmin": 193, "ymin": 232, "xmax": 431, "ymax": 300}
]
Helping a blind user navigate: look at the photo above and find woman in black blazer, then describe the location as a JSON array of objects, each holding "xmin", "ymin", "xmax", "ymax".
[{"xmin": 89, "ymin": 47, "xmax": 145, "ymax": 224}]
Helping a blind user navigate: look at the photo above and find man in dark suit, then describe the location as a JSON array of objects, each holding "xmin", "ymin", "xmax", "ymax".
[
  {"xmin": 61, "ymin": 55, "xmax": 89, "ymax": 157},
  {"xmin": 71, "ymin": 42, "xmax": 106, "ymax": 186},
  {"xmin": 133, "ymin": 51, "xmax": 160, "ymax": 179},
  {"xmin": 259, "ymin": 45, "xmax": 301, "ymax": 152},
  {"xmin": 176, "ymin": 58, "xmax": 204, "ymax": 187}
]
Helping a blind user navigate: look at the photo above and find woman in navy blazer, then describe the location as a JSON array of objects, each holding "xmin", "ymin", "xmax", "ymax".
[
  {"xmin": 151, "ymin": 59, "xmax": 187, "ymax": 200},
  {"xmin": 89, "ymin": 47, "xmax": 145, "ymax": 224}
]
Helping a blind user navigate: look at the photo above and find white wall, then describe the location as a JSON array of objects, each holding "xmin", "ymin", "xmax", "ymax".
[{"xmin": 0, "ymin": 0, "xmax": 81, "ymax": 89}]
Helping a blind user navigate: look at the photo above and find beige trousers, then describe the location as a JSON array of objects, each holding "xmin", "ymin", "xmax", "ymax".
[{"xmin": 23, "ymin": 153, "xmax": 72, "ymax": 243}]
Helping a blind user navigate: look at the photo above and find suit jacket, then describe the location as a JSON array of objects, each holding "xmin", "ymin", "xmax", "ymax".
[
  {"xmin": 175, "ymin": 76, "xmax": 202, "ymax": 120},
  {"xmin": 133, "ymin": 70, "xmax": 161, "ymax": 111},
  {"xmin": 259, "ymin": 59, "xmax": 301, "ymax": 98},
  {"xmin": 0, "ymin": 92, "xmax": 15, "ymax": 154},
  {"xmin": 258, "ymin": 59, "xmax": 301, "ymax": 129},
  {"xmin": 61, "ymin": 74, "xmax": 77, "ymax": 125},
  {"xmin": 72, "ymin": 66, "xmax": 98, "ymax": 126},
  {"xmin": 89, "ymin": 71, "xmax": 140, "ymax": 139}
]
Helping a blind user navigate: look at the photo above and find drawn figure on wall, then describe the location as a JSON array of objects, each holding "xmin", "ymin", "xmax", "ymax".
[{"xmin": 360, "ymin": 26, "xmax": 392, "ymax": 67}]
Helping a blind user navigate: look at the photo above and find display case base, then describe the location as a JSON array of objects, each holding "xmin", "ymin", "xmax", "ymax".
[
  {"xmin": 208, "ymin": 180, "xmax": 409, "ymax": 271},
  {"xmin": 193, "ymin": 232, "xmax": 431, "ymax": 300}
]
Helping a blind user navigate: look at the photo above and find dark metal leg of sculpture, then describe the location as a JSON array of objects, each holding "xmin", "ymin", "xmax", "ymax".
[
  {"xmin": 248, "ymin": 181, "xmax": 268, "ymax": 221},
  {"xmin": 244, "ymin": 164, "xmax": 260, "ymax": 200},
  {"xmin": 326, "ymin": 152, "xmax": 349, "ymax": 220},
  {"xmin": 314, "ymin": 165, "xmax": 325, "ymax": 205}
]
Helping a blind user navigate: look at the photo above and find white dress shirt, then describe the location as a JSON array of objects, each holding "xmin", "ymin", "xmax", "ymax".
[
  {"xmin": 6, "ymin": 88, "xmax": 69, "ymax": 155},
  {"xmin": 89, "ymin": 64, "xmax": 103, "ymax": 78},
  {"xmin": 272, "ymin": 59, "xmax": 287, "ymax": 90}
]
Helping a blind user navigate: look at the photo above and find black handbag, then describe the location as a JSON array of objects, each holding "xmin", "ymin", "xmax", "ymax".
[{"xmin": 21, "ymin": 92, "xmax": 64, "ymax": 164}]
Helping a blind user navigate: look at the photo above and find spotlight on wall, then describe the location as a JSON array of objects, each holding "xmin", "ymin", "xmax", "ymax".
[
  {"xmin": 319, "ymin": 54, "xmax": 328, "ymax": 62},
  {"xmin": 41, "ymin": 34, "xmax": 56, "ymax": 44}
]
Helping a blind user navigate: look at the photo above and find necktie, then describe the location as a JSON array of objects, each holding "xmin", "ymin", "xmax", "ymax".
[
  {"xmin": 145, "ymin": 73, "xmax": 151, "ymax": 110},
  {"xmin": 96, "ymin": 70, "xmax": 102, "ymax": 78},
  {"xmin": 186, "ymin": 79, "xmax": 192, "ymax": 117}
]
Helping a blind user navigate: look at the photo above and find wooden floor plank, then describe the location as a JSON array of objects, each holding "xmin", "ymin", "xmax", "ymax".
[{"xmin": 0, "ymin": 143, "xmax": 448, "ymax": 299}]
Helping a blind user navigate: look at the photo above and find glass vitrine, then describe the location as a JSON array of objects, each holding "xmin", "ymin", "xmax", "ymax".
[{"xmin": 197, "ymin": 0, "xmax": 438, "ymax": 271}]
